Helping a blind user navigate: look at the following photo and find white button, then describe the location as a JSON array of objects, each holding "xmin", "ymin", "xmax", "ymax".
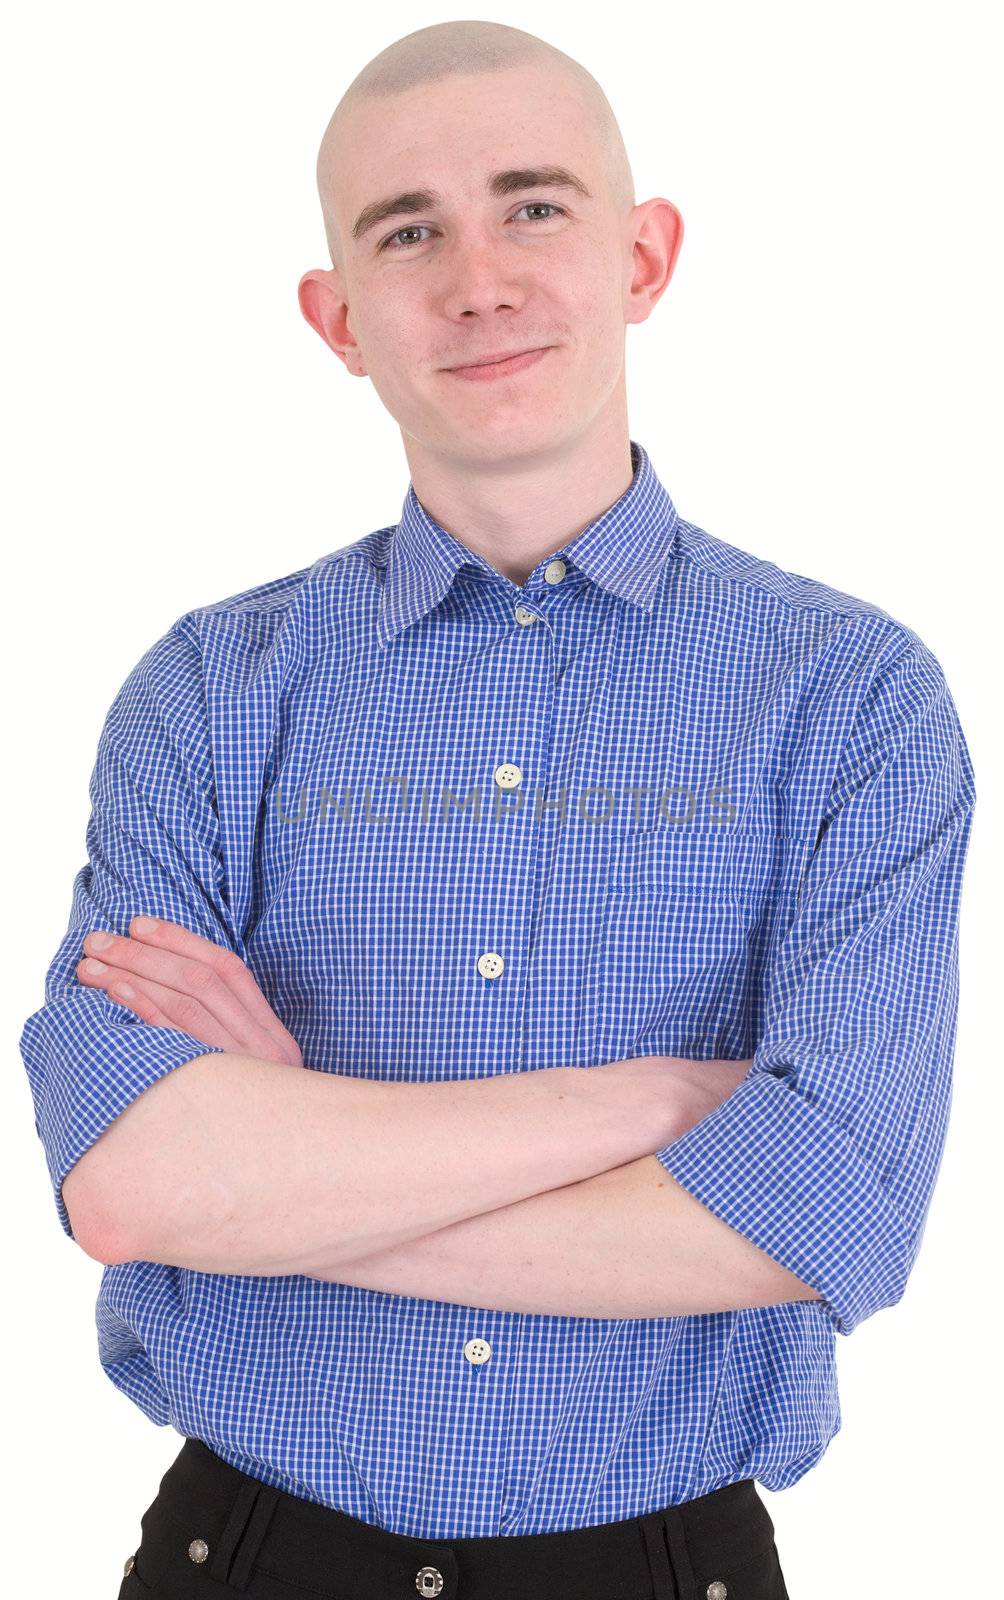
[
  {"xmin": 544, "ymin": 558, "xmax": 567, "ymax": 584},
  {"xmin": 464, "ymin": 1337, "xmax": 492, "ymax": 1365},
  {"xmin": 514, "ymin": 604, "xmax": 538, "ymax": 624},
  {"xmin": 123, "ymin": 1555, "xmax": 136, "ymax": 1576},
  {"xmin": 706, "ymin": 1583, "xmax": 728, "ymax": 1600},
  {"xmin": 477, "ymin": 951, "xmax": 505, "ymax": 979},
  {"xmin": 416, "ymin": 1565, "xmax": 445, "ymax": 1596},
  {"xmin": 494, "ymin": 763, "xmax": 522, "ymax": 789},
  {"xmin": 188, "ymin": 1539, "xmax": 209, "ymax": 1564}
]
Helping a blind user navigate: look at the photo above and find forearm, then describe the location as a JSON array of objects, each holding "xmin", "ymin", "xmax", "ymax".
[
  {"xmin": 100, "ymin": 1052, "xmax": 687, "ymax": 1275},
  {"xmin": 313, "ymin": 1152, "xmax": 824, "ymax": 1319}
]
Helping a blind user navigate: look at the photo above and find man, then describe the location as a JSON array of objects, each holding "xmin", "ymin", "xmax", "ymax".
[{"xmin": 20, "ymin": 20, "xmax": 975, "ymax": 1600}]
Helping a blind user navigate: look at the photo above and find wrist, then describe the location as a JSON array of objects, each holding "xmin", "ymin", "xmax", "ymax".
[
  {"xmin": 599, "ymin": 1053, "xmax": 701, "ymax": 1146},
  {"xmin": 659, "ymin": 1055, "xmax": 753, "ymax": 1141}
]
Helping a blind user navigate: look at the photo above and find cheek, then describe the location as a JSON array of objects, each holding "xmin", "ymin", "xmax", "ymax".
[
  {"xmin": 350, "ymin": 309, "xmax": 422, "ymax": 395},
  {"xmin": 570, "ymin": 279, "xmax": 629, "ymax": 374},
  {"xmin": 557, "ymin": 245, "xmax": 626, "ymax": 339},
  {"xmin": 345, "ymin": 285, "xmax": 414, "ymax": 362}
]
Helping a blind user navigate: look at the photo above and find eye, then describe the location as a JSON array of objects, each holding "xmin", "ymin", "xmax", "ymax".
[{"xmin": 377, "ymin": 202, "xmax": 567, "ymax": 252}]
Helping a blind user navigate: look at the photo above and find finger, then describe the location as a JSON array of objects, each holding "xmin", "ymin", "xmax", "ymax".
[
  {"xmin": 128, "ymin": 918, "xmax": 294, "ymax": 1035},
  {"xmin": 74, "ymin": 961, "xmax": 245, "ymax": 1053},
  {"xmin": 126, "ymin": 917, "xmax": 302, "ymax": 1060},
  {"xmin": 79, "ymin": 924, "xmax": 280, "ymax": 1055},
  {"xmin": 75, "ymin": 956, "xmax": 300, "ymax": 1064}
]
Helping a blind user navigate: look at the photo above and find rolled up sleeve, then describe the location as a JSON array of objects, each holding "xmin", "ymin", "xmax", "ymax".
[
  {"xmin": 654, "ymin": 636, "xmax": 976, "ymax": 1336},
  {"xmin": 19, "ymin": 623, "xmax": 239, "ymax": 1241}
]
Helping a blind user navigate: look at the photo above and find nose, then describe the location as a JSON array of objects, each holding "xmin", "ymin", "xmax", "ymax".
[{"xmin": 439, "ymin": 236, "xmax": 528, "ymax": 321}]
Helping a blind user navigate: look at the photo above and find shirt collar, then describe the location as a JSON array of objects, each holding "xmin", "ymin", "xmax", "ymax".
[{"xmin": 375, "ymin": 438, "xmax": 679, "ymax": 649}]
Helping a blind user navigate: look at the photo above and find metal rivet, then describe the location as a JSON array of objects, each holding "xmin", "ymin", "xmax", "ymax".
[
  {"xmin": 707, "ymin": 1582, "xmax": 728, "ymax": 1600},
  {"xmin": 122, "ymin": 1554, "xmax": 135, "ymax": 1576},
  {"xmin": 188, "ymin": 1537, "xmax": 210, "ymax": 1563},
  {"xmin": 415, "ymin": 1566, "xmax": 444, "ymax": 1596}
]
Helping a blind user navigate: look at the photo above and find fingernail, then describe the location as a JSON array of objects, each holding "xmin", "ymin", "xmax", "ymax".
[
  {"xmin": 89, "ymin": 931, "xmax": 112, "ymax": 950},
  {"xmin": 84, "ymin": 958, "xmax": 107, "ymax": 973},
  {"xmin": 132, "ymin": 916, "xmax": 157, "ymax": 934}
]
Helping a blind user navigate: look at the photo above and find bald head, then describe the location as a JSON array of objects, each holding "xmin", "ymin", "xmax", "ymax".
[{"xmin": 315, "ymin": 20, "xmax": 635, "ymax": 272}]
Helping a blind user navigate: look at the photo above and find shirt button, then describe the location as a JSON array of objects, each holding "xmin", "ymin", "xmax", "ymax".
[
  {"xmin": 514, "ymin": 604, "xmax": 538, "ymax": 624},
  {"xmin": 494, "ymin": 762, "xmax": 522, "ymax": 789},
  {"xmin": 544, "ymin": 558, "xmax": 567, "ymax": 584},
  {"xmin": 464, "ymin": 1337, "xmax": 492, "ymax": 1365},
  {"xmin": 123, "ymin": 1554, "xmax": 136, "ymax": 1576},
  {"xmin": 188, "ymin": 1539, "xmax": 210, "ymax": 1564},
  {"xmin": 416, "ymin": 1565, "xmax": 445, "ymax": 1596},
  {"xmin": 706, "ymin": 1583, "xmax": 728, "ymax": 1600},
  {"xmin": 477, "ymin": 952, "xmax": 505, "ymax": 979}
]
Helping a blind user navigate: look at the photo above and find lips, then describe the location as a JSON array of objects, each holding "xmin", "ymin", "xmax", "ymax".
[
  {"xmin": 444, "ymin": 346, "xmax": 552, "ymax": 382},
  {"xmin": 449, "ymin": 346, "xmax": 545, "ymax": 369}
]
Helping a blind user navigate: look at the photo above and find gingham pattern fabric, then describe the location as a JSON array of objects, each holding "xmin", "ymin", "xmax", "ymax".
[{"xmin": 20, "ymin": 440, "xmax": 975, "ymax": 1534}]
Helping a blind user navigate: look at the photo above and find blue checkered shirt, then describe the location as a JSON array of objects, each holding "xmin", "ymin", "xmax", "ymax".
[{"xmin": 20, "ymin": 440, "xmax": 976, "ymax": 1533}]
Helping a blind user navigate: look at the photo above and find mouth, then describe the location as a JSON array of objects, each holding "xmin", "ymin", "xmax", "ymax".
[{"xmin": 444, "ymin": 346, "xmax": 552, "ymax": 382}]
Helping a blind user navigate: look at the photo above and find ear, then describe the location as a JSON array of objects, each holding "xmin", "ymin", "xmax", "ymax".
[
  {"xmin": 297, "ymin": 268, "xmax": 366, "ymax": 374},
  {"xmin": 623, "ymin": 199, "xmax": 684, "ymax": 326}
]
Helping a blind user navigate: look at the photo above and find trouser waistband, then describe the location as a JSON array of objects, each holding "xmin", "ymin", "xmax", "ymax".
[{"xmin": 120, "ymin": 1435, "xmax": 778, "ymax": 1600}]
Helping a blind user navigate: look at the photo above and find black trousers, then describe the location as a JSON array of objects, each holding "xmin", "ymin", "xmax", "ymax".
[{"xmin": 117, "ymin": 1436, "xmax": 791, "ymax": 1599}]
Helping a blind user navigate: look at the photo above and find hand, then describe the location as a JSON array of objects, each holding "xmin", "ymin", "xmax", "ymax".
[
  {"xmin": 662, "ymin": 1056, "xmax": 754, "ymax": 1139},
  {"xmin": 75, "ymin": 915, "xmax": 303, "ymax": 1067},
  {"xmin": 598, "ymin": 1053, "xmax": 753, "ymax": 1144}
]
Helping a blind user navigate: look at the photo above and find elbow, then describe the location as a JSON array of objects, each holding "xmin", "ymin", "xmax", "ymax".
[
  {"xmin": 77, "ymin": 1221, "xmax": 131, "ymax": 1267},
  {"xmin": 62, "ymin": 1160, "xmax": 218, "ymax": 1268},
  {"xmin": 61, "ymin": 1162, "xmax": 133, "ymax": 1264}
]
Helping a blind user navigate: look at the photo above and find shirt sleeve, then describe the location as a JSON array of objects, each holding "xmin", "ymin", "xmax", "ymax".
[
  {"xmin": 19, "ymin": 622, "xmax": 241, "ymax": 1242},
  {"xmin": 653, "ymin": 634, "xmax": 977, "ymax": 1336}
]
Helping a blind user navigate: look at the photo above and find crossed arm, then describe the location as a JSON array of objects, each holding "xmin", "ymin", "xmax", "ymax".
[
  {"xmin": 309, "ymin": 1152, "xmax": 822, "ymax": 1319},
  {"xmin": 71, "ymin": 916, "xmax": 822, "ymax": 1319}
]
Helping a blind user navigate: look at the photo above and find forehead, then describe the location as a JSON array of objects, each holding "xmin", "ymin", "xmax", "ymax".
[{"xmin": 333, "ymin": 69, "xmax": 601, "ymax": 214}]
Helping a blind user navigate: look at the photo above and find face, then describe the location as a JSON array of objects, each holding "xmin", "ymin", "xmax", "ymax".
[{"xmin": 301, "ymin": 64, "xmax": 660, "ymax": 469}]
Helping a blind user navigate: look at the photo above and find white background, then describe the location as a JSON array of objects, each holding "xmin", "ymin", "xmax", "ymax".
[{"xmin": 3, "ymin": 3, "xmax": 999, "ymax": 1594}]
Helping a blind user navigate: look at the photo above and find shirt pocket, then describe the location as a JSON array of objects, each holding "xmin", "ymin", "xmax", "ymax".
[{"xmin": 579, "ymin": 828, "xmax": 781, "ymax": 1063}]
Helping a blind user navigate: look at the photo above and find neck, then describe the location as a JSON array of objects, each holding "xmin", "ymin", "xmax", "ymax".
[{"xmin": 402, "ymin": 404, "xmax": 634, "ymax": 587}]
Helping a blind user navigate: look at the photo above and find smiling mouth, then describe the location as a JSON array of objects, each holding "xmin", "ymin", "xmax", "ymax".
[{"xmin": 445, "ymin": 347, "xmax": 552, "ymax": 382}]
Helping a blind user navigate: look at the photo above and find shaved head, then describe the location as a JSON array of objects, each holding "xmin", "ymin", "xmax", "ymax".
[
  {"xmin": 297, "ymin": 18, "xmax": 682, "ymax": 490},
  {"xmin": 315, "ymin": 20, "xmax": 635, "ymax": 272}
]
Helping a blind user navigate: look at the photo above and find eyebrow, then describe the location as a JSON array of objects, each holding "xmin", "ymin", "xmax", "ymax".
[{"xmin": 351, "ymin": 165, "xmax": 593, "ymax": 243}]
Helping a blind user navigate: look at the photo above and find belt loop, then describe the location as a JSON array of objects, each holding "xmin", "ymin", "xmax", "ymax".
[
  {"xmin": 640, "ymin": 1511, "xmax": 674, "ymax": 1600},
  {"xmin": 209, "ymin": 1479, "xmax": 262, "ymax": 1585},
  {"xmin": 228, "ymin": 1484, "xmax": 281, "ymax": 1590},
  {"xmin": 662, "ymin": 1506, "xmax": 697, "ymax": 1600}
]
